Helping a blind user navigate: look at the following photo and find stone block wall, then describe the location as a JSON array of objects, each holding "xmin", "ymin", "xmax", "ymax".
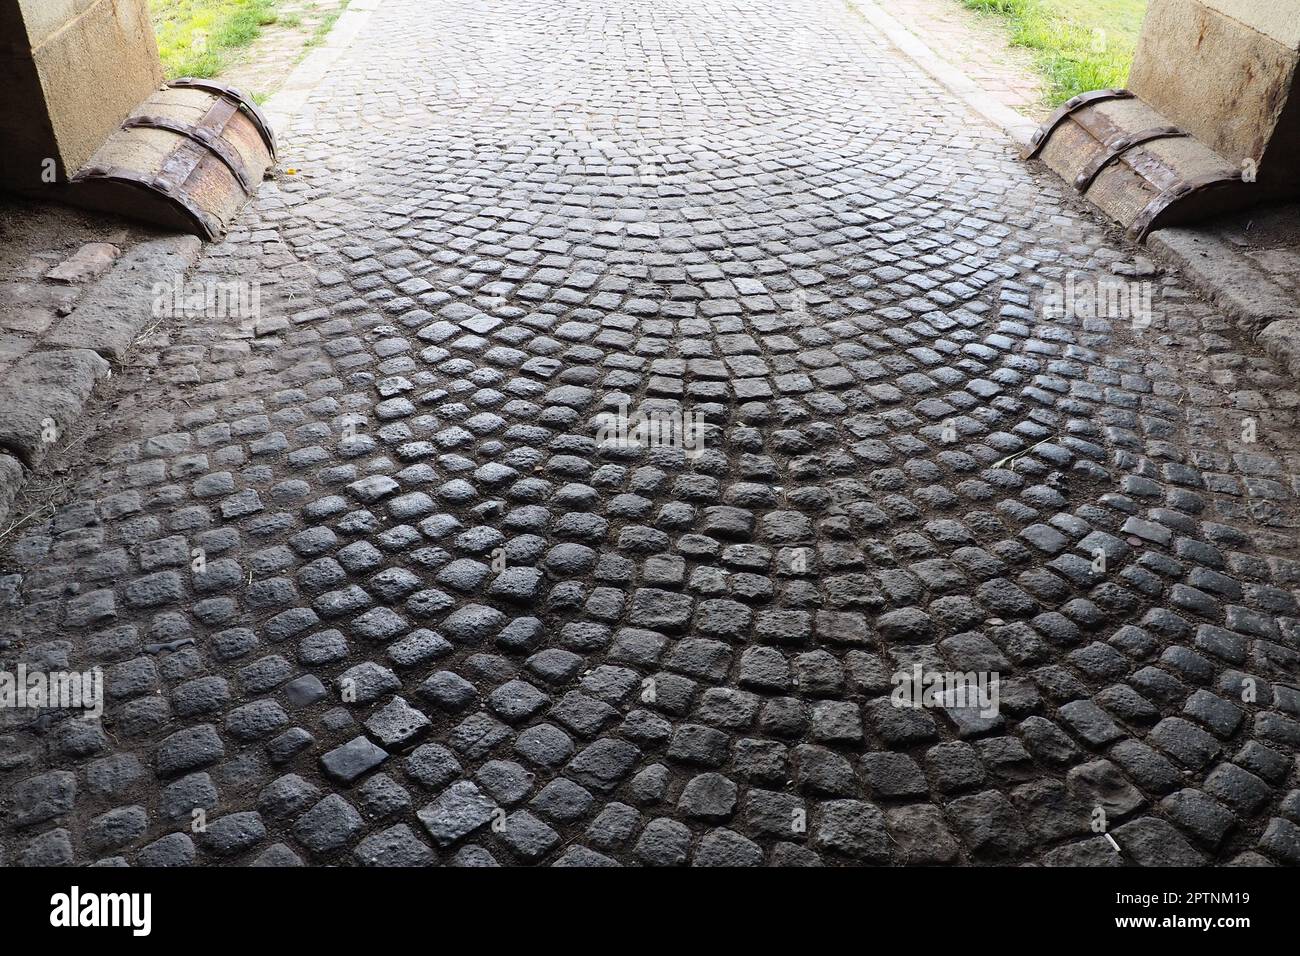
[
  {"xmin": 0, "ymin": 0, "xmax": 162, "ymax": 191},
  {"xmin": 1129, "ymin": 0, "xmax": 1300, "ymax": 187}
]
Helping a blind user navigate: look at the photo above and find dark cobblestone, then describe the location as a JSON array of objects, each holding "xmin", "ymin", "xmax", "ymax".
[{"xmin": 3, "ymin": 0, "xmax": 1299, "ymax": 869}]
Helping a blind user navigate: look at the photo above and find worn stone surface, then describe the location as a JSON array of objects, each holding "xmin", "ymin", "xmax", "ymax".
[
  {"xmin": 0, "ymin": 348, "xmax": 110, "ymax": 468},
  {"xmin": 1148, "ymin": 212, "xmax": 1300, "ymax": 383},
  {"xmin": 44, "ymin": 236, "xmax": 203, "ymax": 362},
  {"xmin": 0, "ymin": 0, "xmax": 162, "ymax": 192},
  {"xmin": 1130, "ymin": 0, "xmax": 1300, "ymax": 169},
  {"xmin": 44, "ymin": 243, "xmax": 122, "ymax": 285},
  {"xmin": 1, "ymin": 0, "xmax": 1299, "ymax": 868},
  {"xmin": 0, "ymin": 452, "xmax": 25, "ymax": 532}
]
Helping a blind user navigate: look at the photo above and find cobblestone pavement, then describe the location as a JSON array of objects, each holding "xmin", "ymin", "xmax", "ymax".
[{"xmin": 3, "ymin": 0, "xmax": 1300, "ymax": 867}]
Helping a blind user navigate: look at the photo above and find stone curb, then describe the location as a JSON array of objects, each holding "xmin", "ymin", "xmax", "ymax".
[
  {"xmin": 0, "ymin": 452, "xmax": 24, "ymax": 535},
  {"xmin": 44, "ymin": 235, "xmax": 202, "ymax": 362},
  {"xmin": 847, "ymin": 0, "xmax": 1039, "ymax": 150},
  {"xmin": 0, "ymin": 348, "xmax": 109, "ymax": 532},
  {"xmin": 1147, "ymin": 227, "xmax": 1300, "ymax": 379},
  {"xmin": 0, "ymin": 235, "xmax": 202, "ymax": 532},
  {"xmin": 0, "ymin": 348, "xmax": 110, "ymax": 470}
]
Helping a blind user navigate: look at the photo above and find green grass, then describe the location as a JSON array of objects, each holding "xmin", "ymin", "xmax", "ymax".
[
  {"xmin": 960, "ymin": 0, "xmax": 1146, "ymax": 105},
  {"xmin": 304, "ymin": 0, "xmax": 350, "ymax": 48},
  {"xmin": 150, "ymin": 0, "xmax": 281, "ymax": 79}
]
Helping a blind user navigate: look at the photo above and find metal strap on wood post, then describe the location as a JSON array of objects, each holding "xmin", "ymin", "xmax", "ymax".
[
  {"xmin": 1073, "ymin": 126, "xmax": 1190, "ymax": 194},
  {"xmin": 121, "ymin": 115, "xmax": 257, "ymax": 195},
  {"xmin": 1129, "ymin": 171, "xmax": 1243, "ymax": 242},
  {"xmin": 1021, "ymin": 88, "xmax": 1134, "ymax": 160},
  {"xmin": 70, "ymin": 164, "xmax": 221, "ymax": 240},
  {"xmin": 167, "ymin": 77, "xmax": 278, "ymax": 161},
  {"xmin": 156, "ymin": 139, "xmax": 208, "ymax": 198}
]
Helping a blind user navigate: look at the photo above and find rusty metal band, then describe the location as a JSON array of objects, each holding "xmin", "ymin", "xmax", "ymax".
[
  {"xmin": 157, "ymin": 139, "xmax": 210, "ymax": 204},
  {"xmin": 168, "ymin": 77, "xmax": 278, "ymax": 161},
  {"xmin": 197, "ymin": 95, "xmax": 239, "ymax": 130},
  {"xmin": 1068, "ymin": 107, "xmax": 1128, "ymax": 153},
  {"xmin": 1129, "ymin": 171, "xmax": 1243, "ymax": 242},
  {"xmin": 1063, "ymin": 107, "xmax": 1182, "ymax": 194},
  {"xmin": 195, "ymin": 96, "xmax": 242, "ymax": 146},
  {"xmin": 1073, "ymin": 126, "xmax": 1190, "ymax": 194},
  {"xmin": 1021, "ymin": 88, "xmax": 1133, "ymax": 160},
  {"xmin": 122, "ymin": 114, "xmax": 256, "ymax": 196},
  {"xmin": 70, "ymin": 165, "xmax": 221, "ymax": 240},
  {"xmin": 1123, "ymin": 145, "xmax": 1186, "ymax": 195}
]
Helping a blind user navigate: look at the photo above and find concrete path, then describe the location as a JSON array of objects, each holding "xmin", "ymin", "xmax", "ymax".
[{"xmin": 2, "ymin": 0, "xmax": 1299, "ymax": 867}]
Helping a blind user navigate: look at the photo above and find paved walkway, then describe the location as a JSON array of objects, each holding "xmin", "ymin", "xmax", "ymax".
[
  {"xmin": 3, "ymin": 0, "xmax": 1299, "ymax": 867},
  {"xmin": 889, "ymin": 0, "xmax": 1047, "ymax": 117}
]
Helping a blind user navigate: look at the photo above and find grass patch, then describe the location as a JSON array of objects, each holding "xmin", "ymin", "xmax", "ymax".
[
  {"xmin": 959, "ymin": 0, "xmax": 1146, "ymax": 105},
  {"xmin": 151, "ymin": 0, "xmax": 281, "ymax": 79},
  {"xmin": 304, "ymin": 0, "xmax": 350, "ymax": 48}
]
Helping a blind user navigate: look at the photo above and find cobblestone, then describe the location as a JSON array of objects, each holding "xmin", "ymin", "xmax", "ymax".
[{"xmin": 1, "ymin": 0, "xmax": 1299, "ymax": 869}]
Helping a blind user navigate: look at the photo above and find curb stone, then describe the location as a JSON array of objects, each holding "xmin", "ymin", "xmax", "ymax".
[
  {"xmin": 0, "ymin": 348, "xmax": 110, "ymax": 470},
  {"xmin": 1147, "ymin": 227, "xmax": 1300, "ymax": 379},
  {"xmin": 847, "ymin": 0, "xmax": 1038, "ymax": 149},
  {"xmin": 0, "ymin": 235, "xmax": 202, "ymax": 531},
  {"xmin": 44, "ymin": 235, "xmax": 202, "ymax": 362},
  {"xmin": 1257, "ymin": 319, "xmax": 1300, "ymax": 380},
  {"xmin": 0, "ymin": 452, "xmax": 24, "ymax": 533}
]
